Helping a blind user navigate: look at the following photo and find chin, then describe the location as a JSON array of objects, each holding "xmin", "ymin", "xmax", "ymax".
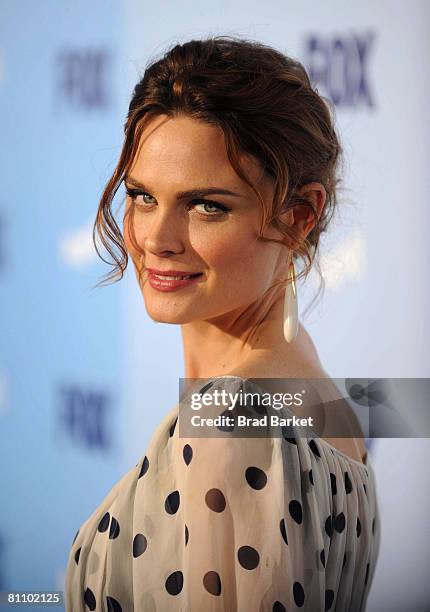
[
  {"xmin": 143, "ymin": 300, "xmax": 198, "ymax": 325},
  {"xmin": 148, "ymin": 312, "xmax": 188, "ymax": 324},
  {"xmin": 141, "ymin": 283, "xmax": 207, "ymax": 324}
]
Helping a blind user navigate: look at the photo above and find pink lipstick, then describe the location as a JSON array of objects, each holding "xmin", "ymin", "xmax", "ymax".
[{"xmin": 146, "ymin": 269, "xmax": 203, "ymax": 292}]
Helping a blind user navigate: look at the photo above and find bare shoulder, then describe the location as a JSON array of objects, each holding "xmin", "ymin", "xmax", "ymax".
[
  {"xmin": 226, "ymin": 332, "xmax": 367, "ymax": 464},
  {"xmin": 309, "ymin": 373, "xmax": 367, "ymax": 464}
]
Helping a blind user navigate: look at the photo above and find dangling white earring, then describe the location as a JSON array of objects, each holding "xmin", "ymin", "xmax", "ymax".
[{"xmin": 283, "ymin": 260, "xmax": 299, "ymax": 343}]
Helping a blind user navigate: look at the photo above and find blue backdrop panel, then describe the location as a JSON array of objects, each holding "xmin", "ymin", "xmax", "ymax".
[{"xmin": 0, "ymin": 1, "xmax": 126, "ymax": 608}]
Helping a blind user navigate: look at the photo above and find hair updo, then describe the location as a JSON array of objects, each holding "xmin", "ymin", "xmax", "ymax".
[{"xmin": 94, "ymin": 35, "xmax": 344, "ymax": 309}]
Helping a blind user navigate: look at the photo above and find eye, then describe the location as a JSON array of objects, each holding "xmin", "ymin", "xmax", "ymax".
[
  {"xmin": 191, "ymin": 199, "xmax": 230, "ymax": 216},
  {"xmin": 125, "ymin": 188, "xmax": 230, "ymax": 217},
  {"xmin": 125, "ymin": 188, "xmax": 155, "ymax": 208}
]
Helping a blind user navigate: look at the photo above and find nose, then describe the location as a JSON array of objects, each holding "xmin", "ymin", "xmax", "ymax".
[{"xmin": 143, "ymin": 209, "xmax": 185, "ymax": 257}]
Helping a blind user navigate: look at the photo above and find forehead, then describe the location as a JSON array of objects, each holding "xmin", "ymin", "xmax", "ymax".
[{"xmin": 128, "ymin": 113, "xmax": 268, "ymax": 191}]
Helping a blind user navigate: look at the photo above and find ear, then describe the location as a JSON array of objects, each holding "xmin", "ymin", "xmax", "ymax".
[{"xmin": 279, "ymin": 182, "xmax": 326, "ymax": 246}]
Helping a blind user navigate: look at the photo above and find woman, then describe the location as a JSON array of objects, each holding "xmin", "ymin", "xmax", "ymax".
[{"xmin": 65, "ymin": 36, "xmax": 380, "ymax": 611}]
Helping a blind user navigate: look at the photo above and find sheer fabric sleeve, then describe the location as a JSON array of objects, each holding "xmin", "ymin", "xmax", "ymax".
[
  {"xmin": 64, "ymin": 375, "xmax": 380, "ymax": 611},
  {"xmin": 169, "ymin": 376, "xmax": 294, "ymax": 611}
]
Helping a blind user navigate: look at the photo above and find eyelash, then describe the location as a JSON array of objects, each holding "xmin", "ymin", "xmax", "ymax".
[{"xmin": 125, "ymin": 188, "xmax": 231, "ymax": 216}]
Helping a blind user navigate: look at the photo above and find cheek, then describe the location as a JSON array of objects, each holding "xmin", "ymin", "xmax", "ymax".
[
  {"xmin": 191, "ymin": 228, "xmax": 279, "ymax": 288},
  {"xmin": 123, "ymin": 209, "xmax": 144, "ymax": 263}
]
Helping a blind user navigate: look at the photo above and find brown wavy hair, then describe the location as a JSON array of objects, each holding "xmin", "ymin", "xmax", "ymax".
[{"xmin": 93, "ymin": 35, "xmax": 344, "ymax": 312}]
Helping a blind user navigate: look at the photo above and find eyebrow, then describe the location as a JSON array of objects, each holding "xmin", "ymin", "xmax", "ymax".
[{"xmin": 124, "ymin": 175, "xmax": 242, "ymax": 199}]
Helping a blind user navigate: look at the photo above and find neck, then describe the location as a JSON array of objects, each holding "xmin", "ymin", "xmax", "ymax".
[{"xmin": 180, "ymin": 283, "xmax": 306, "ymax": 379}]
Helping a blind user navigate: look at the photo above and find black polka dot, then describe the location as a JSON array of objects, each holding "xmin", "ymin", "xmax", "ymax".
[
  {"xmin": 289, "ymin": 500, "xmax": 303, "ymax": 524},
  {"xmin": 309, "ymin": 469, "xmax": 314, "ymax": 485},
  {"xmin": 98, "ymin": 512, "xmax": 110, "ymax": 533},
  {"xmin": 334, "ymin": 512, "xmax": 346, "ymax": 533},
  {"xmin": 217, "ymin": 409, "xmax": 236, "ymax": 432},
  {"xmin": 325, "ymin": 515, "xmax": 333, "ymax": 538},
  {"xmin": 106, "ymin": 596, "xmax": 122, "ymax": 612},
  {"xmin": 183, "ymin": 444, "xmax": 193, "ymax": 465},
  {"xmin": 273, "ymin": 602, "xmax": 287, "ymax": 612},
  {"xmin": 363, "ymin": 483, "xmax": 367, "ymax": 495},
  {"xmin": 185, "ymin": 524, "xmax": 189, "ymax": 546},
  {"xmin": 72, "ymin": 529, "xmax": 79, "ymax": 544},
  {"xmin": 133, "ymin": 533, "xmax": 147, "ymax": 557},
  {"xmin": 283, "ymin": 433, "xmax": 297, "ymax": 444},
  {"xmin": 245, "ymin": 466, "xmax": 267, "ymax": 490},
  {"xmin": 165, "ymin": 490, "xmax": 180, "ymax": 514},
  {"xmin": 365, "ymin": 562, "xmax": 370, "ymax": 585},
  {"xmin": 344, "ymin": 472, "xmax": 353, "ymax": 494},
  {"xmin": 205, "ymin": 488, "xmax": 226, "ymax": 512},
  {"xmin": 330, "ymin": 473, "xmax": 337, "ymax": 495},
  {"xmin": 199, "ymin": 382, "xmax": 214, "ymax": 394},
  {"xmin": 251, "ymin": 395, "xmax": 267, "ymax": 415},
  {"xmin": 356, "ymin": 516, "xmax": 362, "ymax": 538},
  {"xmin": 325, "ymin": 589, "xmax": 334, "ymax": 610},
  {"xmin": 165, "ymin": 570, "xmax": 183, "ymax": 595},
  {"xmin": 293, "ymin": 581, "xmax": 305, "ymax": 606},
  {"xmin": 280, "ymin": 518, "xmax": 288, "ymax": 545},
  {"xmin": 84, "ymin": 587, "xmax": 96, "ymax": 610},
  {"xmin": 309, "ymin": 439, "xmax": 321, "ymax": 458},
  {"xmin": 138, "ymin": 456, "xmax": 149, "ymax": 479},
  {"xmin": 74, "ymin": 547, "xmax": 81, "ymax": 565},
  {"xmin": 109, "ymin": 517, "xmax": 120, "ymax": 539},
  {"xmin": 372, "ymin": 517, "xmax": 376, "ymax": 535},
  {"xmin": 169, "ymin": 416, "xmax": 178, "ymax": 437},
  {"xmin": 203, "ymin": 570, "xmax": 222, "ymax": 595},
  {"xmin": 320, "ymin": 549, "xmax": 326, "ymax": 567},
  {"xmin": 237, "ymin": 545, "xmax": 260, "ymax": 570}
]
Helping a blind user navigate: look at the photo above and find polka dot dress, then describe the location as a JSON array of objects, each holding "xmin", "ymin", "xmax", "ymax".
[{"xmin": 65, "ymin": 376, "xmax": 381, "ymax": 611}]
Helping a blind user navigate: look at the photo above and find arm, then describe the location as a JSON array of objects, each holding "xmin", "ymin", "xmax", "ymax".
[{"xmin": 171, "ymin": 377, "xmax": 289, "ymax": 611}]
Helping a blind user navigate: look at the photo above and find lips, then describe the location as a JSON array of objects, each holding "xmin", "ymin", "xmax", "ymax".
[
  {"xmin": 146, "ymin": 268, "xmax": 203, "ymax": 280},
  {"xmin": 151, "ymin": 272, "xmax": 202, "ymax": 280},
  {"xmin": 146, "ymin": 270, "xmax": 204, "ymax": 293}
]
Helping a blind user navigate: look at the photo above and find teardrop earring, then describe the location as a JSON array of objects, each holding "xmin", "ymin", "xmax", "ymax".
[{"xmin": 283, "ymin": 259, "xmax": 299, "ymax": 343}]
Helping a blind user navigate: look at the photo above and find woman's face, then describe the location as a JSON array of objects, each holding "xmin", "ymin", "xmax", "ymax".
[{"xmin": 123, "ymin": 113, "xmax": 289, "ymax": 325}]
